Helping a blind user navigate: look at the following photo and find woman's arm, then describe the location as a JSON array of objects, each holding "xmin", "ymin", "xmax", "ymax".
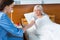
[
  {"xmin": 22, "ymin": 20, "xmax": 35, "ymax": 32},
  {"xmin": 26, "ymin": 20, "xmax": 35, "ymax": 27}
]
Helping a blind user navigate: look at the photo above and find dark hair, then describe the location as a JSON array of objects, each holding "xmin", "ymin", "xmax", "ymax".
[{"xmin": 0, "ymin": 0, "xmax": 14, "ymax": 11}]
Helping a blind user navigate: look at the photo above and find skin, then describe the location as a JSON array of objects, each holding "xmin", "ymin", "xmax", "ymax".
[
  {"xmin": 33, "ymin": 9, "xmax": 42, "ymax": 18},
  {"xmin": 3, "ymin": 3, "xmax": 14, "ymax": 14}
]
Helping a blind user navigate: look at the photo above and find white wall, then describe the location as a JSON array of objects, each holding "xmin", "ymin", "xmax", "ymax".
[
  {"xmin": 20, "ymin": 0, "xmax": 42, "ymax": 4},
  {"xmin": 44, "ymin": 0, "xmax": 60, "ymax": 4},
  {"xmin": 14, "ymin": 0, "xmax": 60, "ymax": 5}
]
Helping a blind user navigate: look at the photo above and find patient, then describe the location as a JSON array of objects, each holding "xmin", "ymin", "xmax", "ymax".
[{"xmin": 24, "ymin": 5, "xmax": 60, "ymax": 40}]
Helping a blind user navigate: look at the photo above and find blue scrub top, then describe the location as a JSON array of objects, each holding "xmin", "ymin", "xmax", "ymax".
[{"xmin": 0, "ymin": 12, "xmax": 24, "ymax": 40}]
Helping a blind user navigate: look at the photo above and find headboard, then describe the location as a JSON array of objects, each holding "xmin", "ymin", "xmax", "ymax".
[{"xmin": 21, "ymin": 15, "xmax": 55, "ymax": 25}]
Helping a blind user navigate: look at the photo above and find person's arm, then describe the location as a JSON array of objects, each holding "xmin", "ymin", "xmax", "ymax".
[
  {"xmin": 26, "ymin": 20, "xmax": 35, "ymax": 27},
  {"xmin": 0, "ymin": 14, "xmax": 24, "ymax": 37},
  {"xmin": 22, "ymin": 20, "xmax": 35, "ymax": 32}
]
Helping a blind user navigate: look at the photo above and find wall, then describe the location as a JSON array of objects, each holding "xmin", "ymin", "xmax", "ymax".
[{"xmin": 8, "ymin": 4, "xmax": 60, "ymax": 24}]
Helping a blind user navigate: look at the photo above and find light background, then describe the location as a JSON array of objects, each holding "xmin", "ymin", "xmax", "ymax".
[{"xmin": 14, "ymin": 0, "xmax": 60, "ymax": 4}]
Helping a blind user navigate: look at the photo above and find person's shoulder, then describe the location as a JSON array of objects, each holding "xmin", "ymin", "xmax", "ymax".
[
  {"xmin": 0, "ymin": 12, "xmax": 4, "ymax": 19},
  {"xmin": 0, "ymin": 12, "xmax": 7, "ymax": 19}
]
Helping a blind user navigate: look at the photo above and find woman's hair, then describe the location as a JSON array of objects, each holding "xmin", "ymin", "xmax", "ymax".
[
  {"xmin": 34, "ymin": 5, "xmax": 45, "ymax": 15},
  {"xmin": 34, "ymin": 5, "xmax": 43, "ymax": 11},
  {"xmin": 0, "ymin": 0, "xmax": 14, "ymax": 11}
]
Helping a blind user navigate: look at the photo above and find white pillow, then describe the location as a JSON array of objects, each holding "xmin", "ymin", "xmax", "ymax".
[
  {"xmin": 24, "ymin": 12, "xmax": 36, "ymax": 32},
  {"xmin": 24, "ymin": 12, "xmax": 34, "ymax": 24}
]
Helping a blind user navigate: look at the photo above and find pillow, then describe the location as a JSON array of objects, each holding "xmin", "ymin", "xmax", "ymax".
[
  {"xmin": 24, "ymin": 12, "xmax": 36, "ymax": 32},
  {"xmin": 24, "ymin": 12, "xmax": 34, "ymax": 24}
]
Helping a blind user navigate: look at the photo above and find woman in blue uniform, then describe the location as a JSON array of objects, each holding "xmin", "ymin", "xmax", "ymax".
[{"xmin": 0, "ymin": 0, "xmax": 27, "ymax": 40}]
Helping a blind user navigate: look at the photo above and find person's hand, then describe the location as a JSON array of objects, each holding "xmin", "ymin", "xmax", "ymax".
[
  {"xmin": 22, "ymin": 26, "xmax": 27, "ymax": 32},
  {"xmin": 30, "ymin": 20, "xmax": 35, "ymax": 25}
]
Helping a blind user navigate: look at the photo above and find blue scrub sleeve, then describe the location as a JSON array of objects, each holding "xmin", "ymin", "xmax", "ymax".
[{"xmin": 0, "ymin": 14, "xmax": 24, "ymax": 37}]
